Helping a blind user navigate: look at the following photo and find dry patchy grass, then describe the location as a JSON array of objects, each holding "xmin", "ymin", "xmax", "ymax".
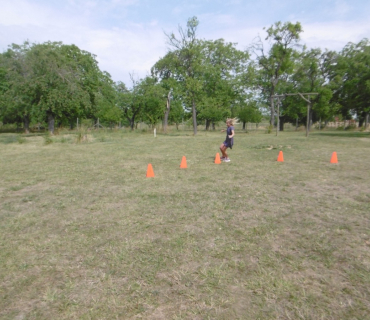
[{"xmin": 0, "ymin": 128, "xmax": 370, "ymax": 319}]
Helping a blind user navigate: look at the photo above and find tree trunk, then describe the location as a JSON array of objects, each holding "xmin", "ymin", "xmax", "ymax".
[
  {"xmin": 276, "ymin": 102, "xmax": 280, "ymax": 136},
  {"xmin": 23, "ymin": 114, "xmax": 30, "ymax": 134},
  {"xmin": 279, "ymin": 118, "xmax": 284, "ymax": 131},
  {"xmin": 359, "ymin": 116, "xmax": 364, "ymax": 127},
  {"xmin": 242, "ymin": 122, "xmax": 246, "ymax": 130},
  {"xmin": 205, "ymin": 119, "xmax": 210, "ymax": 130},
  {"xmin": 212, "ymin": 122, "xmax": 215, "ymax": 130},
  {"xmin": 306, "ymin": 102, "xmax": 310, "ymax": 137},
  {"xmin": 192, "ymin": 100, "xmax": 197, "ymax": 135},
  {"xmin": 270, "ymin": 95, "xmax": 275, "ymax": 126},
  {"xmin": 47, "ymin": 113, "xmax": 55, "ymax": 134},
  {"xmin": 163, "ymin": 90, "xmax": 171, "ymax": 133}
]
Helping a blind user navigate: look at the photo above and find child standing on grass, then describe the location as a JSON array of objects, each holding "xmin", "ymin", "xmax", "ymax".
[{"xmin": 220, "ymin": 118, "xmax": 235, "ymax": 162}]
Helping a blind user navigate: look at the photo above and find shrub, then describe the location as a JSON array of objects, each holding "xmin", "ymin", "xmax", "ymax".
[
  {"xmin": 17, "ymin": 136, "xmax": 26, "ymax": 144},
  {"xmin": 43, "ymin": 134, "xmax": 53, "ymax": 145},
  {"xmin": 266, "ymin": 124, "xmax": 273, "ymax": 134},
  {"xmin": 344, "ymin": 124, "xmax": 357, "ymax": 131}
]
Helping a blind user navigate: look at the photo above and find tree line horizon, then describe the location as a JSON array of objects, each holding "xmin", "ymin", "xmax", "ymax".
[{"xmin": 0, "ymin": 17, "xmax": 369, "ymax": 135}]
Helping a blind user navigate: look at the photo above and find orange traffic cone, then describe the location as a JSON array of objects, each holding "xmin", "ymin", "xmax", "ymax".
[
  {"xmin": 180, "ymin": 156, "xmax": 187, "ymax": 168},
  {"xmin": 330, "ymin": 152, "xmax": 338, "ymax": 164},
  {"xmin": 215, "ymin": 153, "xmax": 221, "ymax": 164},
  {"xmin": 146, "ymin": 163, "xmax": 155, "ymax": 177},
  {"xmin": 277, "ymin": 151, "xmax": 284, "ymax": 162}
]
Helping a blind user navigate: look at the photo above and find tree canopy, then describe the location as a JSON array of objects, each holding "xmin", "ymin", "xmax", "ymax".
[
  {"xmin": 1, "ymin": 19, "xmax": 369, "ymax": 134},
  {"xmin": 0, "ymin": 41, "xmax": 115, "ymax": 133}
]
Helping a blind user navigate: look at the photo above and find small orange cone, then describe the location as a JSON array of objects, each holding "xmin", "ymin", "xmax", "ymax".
[
  {"xmin": 180, "ymin": 156, "xmax": 187, "ymax": 168},
  {"xmin": 330, "ymin": 152, "xmax": 338, "ymax": 164},
  {"xmin": 215, "ymin": 153, "xmax": 221, "ymax": 164},
  {"xmin": 277, "ymin": 151, "xmax": 284, "ymax": 162},
  {"xmin": 146, "ymin": 163, "xmax": 155, "ymax": 177}
]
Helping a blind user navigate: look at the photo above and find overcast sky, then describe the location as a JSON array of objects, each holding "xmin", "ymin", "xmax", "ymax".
[{"xmin": 1, "ymin": 0, "xmax": 369, "ymax": 85}]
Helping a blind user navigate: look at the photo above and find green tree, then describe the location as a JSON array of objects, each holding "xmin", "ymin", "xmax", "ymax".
[
  {"xmin": 336, "ymin": 39, "xmax": 370, "ymax": 128},
  {"xmin": 0, "ymin": 66, "xmax": 8, "ymax": 119},
  {"xmin": 0, "ymin": 42, "xmax": 34, "ymax": 132},
  {"xmin": 115, "ymin": 79, "xmax": 138, "ymax": 130},
  {"xmin": 155, "ymin": 20, "xmax": 250, "ymax": 133},
  {"xmin": 30, "ymin": 42, "xmax": 115, "ymax": 133},
  {"xmin": 198, "ymin": 39, "xmax": 250, "ymax": 130},
  {"xmin": 282, "ymin": 48, "xmax": 334, "ymax": 130},
  {"xmin": 168, "ymin": 98, "xmax": 186, "ymax": 130},
  {"xmin": 237, "ymin": 99, "xmax": 262, "ymax": 130},
  {"xmin": 116, "ymin": 76, "xmax": 166, "ymax": 130},
  {"xmin": 250, "ymin": 21, "xmax": 303, "ymax": 127},
  {"xmin": 140, "ymin": 76, "xmax": 167, "ymax": 128},
  {"xmin": 0, "ymin": 41, "xmax": 115, "ymax": 133},
  {"xmin": 151, "ymin": 52, "xmax": 180, "ymax": 133},
  {"xmin": 165, "ymin": 16, "xmax": 204, "ymax": 135}
]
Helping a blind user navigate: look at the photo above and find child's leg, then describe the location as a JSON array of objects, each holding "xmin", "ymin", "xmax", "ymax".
[
  {"xmin": 219, "ymin": 144, "xmax": 228, "ymax": 158},
  {"xmin": 219, "ymin": 144, "xmax": 225, "ymax": 157}
]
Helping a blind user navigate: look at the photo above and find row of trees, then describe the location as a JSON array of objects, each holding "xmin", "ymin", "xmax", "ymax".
[
  {"xmin": 0, "ymin": 18, "xmax": 369, "ymax": 135},
  {"xmin": 249, "ymin": 21, "xmax": 369, "ymax": 130}
]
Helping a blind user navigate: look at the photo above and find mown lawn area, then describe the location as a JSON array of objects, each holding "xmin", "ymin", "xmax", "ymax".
[{"xmin": 1, "ymin": 127, "xmax": 370, "ymax": 319}]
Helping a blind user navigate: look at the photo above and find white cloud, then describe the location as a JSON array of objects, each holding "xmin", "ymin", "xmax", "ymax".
[
  {"xmin": 1, "ymin": 0, "xmax": 369, "ymax": 87},
  {"xmin": 0, "ymin": 22, "xmax": 168, "ymax": 84},
  {"xmin": 0, "ymin": 0, "xmax": 166, "ymax": 85},
  {"xmin": 301, "ymin": 20, "xmax": 370, "ymax": 51},
  {"xmin": 81, "ymin": 26, "xmax": 167, "ymax": 82},
  {"xmin": 197, "ymin": 10, "xmax": 370, "ymax": 53}
]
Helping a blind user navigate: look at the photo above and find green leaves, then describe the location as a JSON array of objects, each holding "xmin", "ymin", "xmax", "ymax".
[
  {"xmin": 336, "ymin": 39, "xmax": 370, "ymax": 121},
  {"xmin": 154, "ymin": 19, "xmax": 250, "ymax": 133},
  {"xmin": 252, "ymin": 21, "xmax": 303, "ymax": 125},
  {"xmin": 115, "ymin": 76, "xmax": 167, "ymax": 129},
  {"xmin": 237, "ymin": 100, "xmax": 262, "ymax": 126},
  {"xmin": 0, "ymin": 41, "xmax": 115, "ymax": 132},
  {"xmin": 2, "ymin": 19, "xmax": 369, "ymax": 133}
]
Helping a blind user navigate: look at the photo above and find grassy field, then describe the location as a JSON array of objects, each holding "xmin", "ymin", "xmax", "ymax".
[{"xmin": 1, "ymin": 126, "xmax": 370, "ymax": 319}]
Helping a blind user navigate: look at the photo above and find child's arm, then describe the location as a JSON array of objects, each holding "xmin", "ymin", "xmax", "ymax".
[{"xmin": 228, "ymin": 129, "xmax": 235, "ymax": 138}]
